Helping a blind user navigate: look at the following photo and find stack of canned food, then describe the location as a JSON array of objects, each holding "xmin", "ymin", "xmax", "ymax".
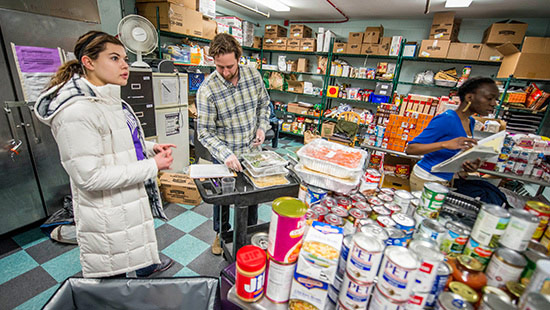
[{"xmin": 284, "ymin": 181, "xmax": 550, "ymax": 310}]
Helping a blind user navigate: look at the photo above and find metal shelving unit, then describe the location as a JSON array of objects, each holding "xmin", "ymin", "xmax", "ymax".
[{"xmin": 398, "ymin": 81, "xmax": 458, "ymax": 90}]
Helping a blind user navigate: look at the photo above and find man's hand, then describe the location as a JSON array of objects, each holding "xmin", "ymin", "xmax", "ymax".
[
  {"xmin": 253, "ymin": 129, "xmax": 265, "ymax": 147},
  {"xmin": 442, "ymin": 137, "xmax": 477, "ymax": 151},
  {"xmin": 153, "ymin": 144, "xmax": 176, "ymax": 156},
  {"xmin": 462, "ymin": 158, "xmax": 481, "ymax": 173},
  {"xmin": 224, "ymin": 154, "xmax": 242, "ymax": 172}
]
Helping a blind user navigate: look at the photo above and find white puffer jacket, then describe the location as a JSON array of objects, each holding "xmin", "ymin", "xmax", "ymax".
[{"xmin": 35, "ymin": 76, "xmax": 160, "ymax": 277}]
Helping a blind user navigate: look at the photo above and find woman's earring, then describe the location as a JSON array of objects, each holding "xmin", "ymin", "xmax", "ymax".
[{"xmin": 462, "ymin": 101, "xmax": 472, "ymax": 112}]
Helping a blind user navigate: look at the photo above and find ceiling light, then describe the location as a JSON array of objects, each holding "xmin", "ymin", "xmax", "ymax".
[
  {"xmin": 255, "ymin": 0, "xmax": 290, "ymax": 12},
  {"xmin": 226, "ymin": 0, "xmax": 270, "ymax": 18},
  {"xmin": 445, "ymin": 0, "xmax": 473, "ymax": 8}
]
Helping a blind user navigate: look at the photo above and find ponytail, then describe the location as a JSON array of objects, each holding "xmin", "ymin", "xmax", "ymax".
[
  {"xmin": 46, "ymin": 31, "xmax": 123, "ymax": 91},
  {"xmin": 47, "ymin": 60, "xmax": 83, "ymax": 90}
]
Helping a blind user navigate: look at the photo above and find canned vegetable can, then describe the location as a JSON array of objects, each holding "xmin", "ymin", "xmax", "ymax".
[
  {"xmin": 418, "ymin": 182, "xmax": 450, "ymax": 219},
  {"xmin": 470, "ymin": 204, "xmax": 510, "ymax": 248},
  {"xmin": 485, "ymin": 248, "xmax": 527, "ymax": 288},
  {"xmin": 499, "ymin": 209, "xmax": 539, "ymax": 252}
]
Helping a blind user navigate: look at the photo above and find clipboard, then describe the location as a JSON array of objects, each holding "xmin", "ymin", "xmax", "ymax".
[
  {"xmin": 431, "ymin": 131, "xmax": 506, "ymax": 173},
  {"xmin": 188, "ymin": 164, "xmax": 237, "ymax": 179}
]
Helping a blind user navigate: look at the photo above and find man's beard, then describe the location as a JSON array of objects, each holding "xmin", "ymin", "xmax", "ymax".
[{"xmin": 223, "ymin": 67, "xmax": 238, "ymax": 81}]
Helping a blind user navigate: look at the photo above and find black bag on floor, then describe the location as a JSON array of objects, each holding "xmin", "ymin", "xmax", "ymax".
[{"xmin": 40, "ymin": 195, "xmax": 76, "ymax": 244}]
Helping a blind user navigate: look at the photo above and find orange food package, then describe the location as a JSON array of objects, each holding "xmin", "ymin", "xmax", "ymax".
[{"xmin": 302, "ymin": 145, "xmax": 363, "ymax": 169}]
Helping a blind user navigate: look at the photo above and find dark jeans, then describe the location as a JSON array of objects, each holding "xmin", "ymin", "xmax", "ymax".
[
  {"xmin": 211, "ymin": 158, "xmax": 258, "ymax": 233},
  {"xmin": 213, "ymin": 204, "xmax": 258, "ymax": 233}
]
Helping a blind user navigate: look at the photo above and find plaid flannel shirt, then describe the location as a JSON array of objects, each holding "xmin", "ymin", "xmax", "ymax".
[{"xmin": 197, "ymin": 65, "xmax": 271, "ymax": 162}]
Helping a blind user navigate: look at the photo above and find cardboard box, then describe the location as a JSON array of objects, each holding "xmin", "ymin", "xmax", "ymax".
[
  {"xmin": 263, "ymin": 38, "xmax": 275, "ymax": 50},
  {"xmin": 378, "ymin": 37, "xmax": 392, "ymax": 55},
  {"xmin": 287, "ymin": 81, "xmax": 304, "ymax": 93},
  {"xmin": 287, "ymin": 38, "xmax": 301, "ymax": 51},
  {"xmin": 447, "ymin": 43, "xmax": 482, "ymax": 60},
  {"xmin": 346, "ymin": 43, "xmax": 361, "ymax": 54},
  {"xmin": 137, "ymin": 2, "xmax": 203, "ymax": 36},
  {"xmin": 199, "ymin": 0, "xmax": 215, "ymax": 19},
  {"xmin": 265, "ymin": 24, "xmax": 287, "ymax": 38},
  {"xmin": 522, "ymin": 37, "xmax": 550, "ymax": 54},
  {"xmin": 496, "ymin": 43, "xmax": 550, "ymax": 80},
  {"xmin": 482, "ymin": 20, "xmax": 528, "ymax": 45},
  {"xmin": 290, "ymin": 24, "xmax": 312, "ymax": 38},
  {"xmin": 216, "ymin": 16, "xmax": 242, "ymax": 28},
  {"xmin": 287, "ymin": 102, "xmax": 308, "ymax": 114},
  {"xmin": 333, "ymin": 42, "xmax": 347, "ymax": 54},
  {"xmin": 301, "ymin": 38, "xmax": 316, "ymax": 52},
  {"xmin": 159, "ymin": 172, "xmax": 202, "ymax": 205},
  {"xmin": 361, "ymin": 43, "xmax": 380, "ymax": 55},
  {"xmin": 478, "ymin": 44, "xmax": 503, "ymax": 61},
  {"xmin": 297, "ymin": 58, "xmax": 309, "ymax": 72},
  {"xmin": 201, "ymin": 17, "xmax": 217, "ymax": 40},
  {"xmin": 253, "ymin": 36, "xmax": 262, "ymax": 49},
  {"xmin": 432, "ymin": 11, "xmax": 455, "ymax": 25},
  {"xmin": 389, "ymin": 36, "xmax": 403, "ymax": 56},
  {"xmin": 321, "ymin": 122, "xmax": 336, "ymax": 138},
  {"xmin": 364, "ymin": 25, "xmax": 384, "ymax": 43},
  {"xmin": 136, "ymin": 0, "xmax": 198, "ymax": 10},
  {"xmin": 272, "ymin": 38, "xmax": 287, "ymax": 51},
  {"xmin": 430, "ymin": 23, "xmax": 460, "ymax": 41},
  {"xmin": 418, "ymin": 40, "xmax": 451, "ymax": 58},
  {"xmin": 348, "ymin": 32, "xmax": 364, "ymax": 45},
  {"xmin": 289, "ymin": 272, "xmax": 330, "ymax": 310}
]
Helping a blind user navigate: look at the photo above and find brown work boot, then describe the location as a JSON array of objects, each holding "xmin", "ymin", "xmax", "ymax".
[{"xmin": 211, "ymin": 234, "xmax": 222, "ymax": 255}]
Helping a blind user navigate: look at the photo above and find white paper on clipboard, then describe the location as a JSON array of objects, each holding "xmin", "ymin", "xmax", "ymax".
[
  {"xmin": 431, "ymin": 131, "xmax": 506, "ymax": 173},
  {"xmin": 188, "ymin": 164, "xmax": 237, "ymax": 179}
]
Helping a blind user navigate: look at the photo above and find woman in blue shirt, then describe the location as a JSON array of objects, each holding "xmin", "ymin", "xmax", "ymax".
[{"xmin": 406, "ymin": 77, "xmax": 499, "ymax": 191}]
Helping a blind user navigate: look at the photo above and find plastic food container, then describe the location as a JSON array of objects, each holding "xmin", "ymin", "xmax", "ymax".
[
  {"xmin": 242, "ymin": 161, "xmax": 289, "ymax": 178},
  {"xmin": 241, "ymin": 151, "xmax": 288, "ymax": 175},
  {"xmin": 296, "ymin": 139, "xmax": 368, "ymax": 179},
  {"xmin": 243, "ymin": 170, "xmax": 290, "ymax": 189},
  {"xmin": 294, "ymin": 163, "xmax": 361, "ymax": 194}
]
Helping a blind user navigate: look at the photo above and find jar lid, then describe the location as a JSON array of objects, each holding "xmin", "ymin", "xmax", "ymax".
[
  {"xmin": 458, "ymin": 255, "xmax": 484, "ymax": 272},
  {"xmin": 505, "ymin": 281, "xmax": 525, "ymax": 298},
  {"xmin": 482, "ymin": 286, "xmax": 511, "ymax": 303},
  {"xmin": 272, "ymin": 197, "xmax": 307, "ymax": 218},
  {"xmin": 237, "ymin": 245, "xmax": 266, "ymax": 273},
  {"xmin": 449, "ymin": 281, "xmax": 480, "ymax": 304}
]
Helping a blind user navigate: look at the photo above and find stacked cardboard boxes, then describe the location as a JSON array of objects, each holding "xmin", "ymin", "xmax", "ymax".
[
  {"xmin": 478, "ymin": 20, "xmax": 528, "ymax": 62},
  {"xmin": 216, "ymin": 16, "xmax": 243, "ymax": 44},
  {"xmin": 361, "ymin": 25, "xmax": 383, "ymax": 55},
  {"xmin": 497, "ymin": 37, "xmax": 550, "ymax": 80},
  {"xmin": 429, "ymin": 12, "xmax": 461, "ymax": 41},
  {"xmin": 136, "ymin": 0, "xmax": 204, "ymax": 37},
  {"xmin": 264, "ymin": 24, "xmax": 288, "ymax": 50}
]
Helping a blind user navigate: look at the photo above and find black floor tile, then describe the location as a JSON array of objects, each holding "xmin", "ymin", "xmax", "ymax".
[
  {"xmin": 0, "ymin": 237, "xmax": 21, "ymax": 259},
  {"xmin": 0, "ymin": 266, "xmax": 57, "ymax": 309},
  {"xmin": 188, "ymin": 220, "xmax": 216, "ymax": 244},
  {"xmin": 190, "ymin": 202, "xmax": 213, "ymax": 219},
  {"xmin": 163, "ymin": 204, "xmax": 188, "ymax": 220},
  {"xmin": 155, "ymin": 223, "xmax": 186, "ymax": 251},
  {"xmin": 186, "ymin": 250, "xmax": 229, "ymax": 278},
  {"xmin": 25, "ymin": 239, "xmax": 77, "ymax": 265}
]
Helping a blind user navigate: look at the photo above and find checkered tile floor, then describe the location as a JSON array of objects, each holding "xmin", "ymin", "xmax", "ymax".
[{"xmin": 0, "ymin": 135, "xmax": 304, "ymax": 309}]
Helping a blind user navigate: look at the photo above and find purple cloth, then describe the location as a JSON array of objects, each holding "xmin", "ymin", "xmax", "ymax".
[{"xmin": 122, "ymin": 104, "xmax": 145, "ymax": 161}]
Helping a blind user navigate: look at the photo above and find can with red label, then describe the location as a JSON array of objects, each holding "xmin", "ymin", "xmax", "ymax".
[
  {"xmin": 368, "ymin": 196, "xmax": 384, "ymax": 207},
  {"xmin": 385, "ymin": 203, "xmax": 402, "ymax": 214},
  {"xmin": 311, "ymin": 204, "xmax": 329, "ymax": 220},
  {"xmin": 351, "ymin": 193, "xmax": 367, "ymax": 204},
  {"xmin": 236, "ymin": 245, "xmax": 267, "ymax": 302},
  {"xmin": 325, "ymin": 213, "xmax": 344, "ymax": 227},
  {"xmin": 407, "ymin": 291, "xmax": 430, "ymax": 310},
  {"xmin": 378, "ymin": 193, "xmax": 394, "ymax": 204},
  {"xmin": 305, "ymin": 209, "xmax": 320, "ymax": 221},
  {"xmin": 332, "ymin": 205, "xmax": 349, "ymax": 218},
  {"xmin": 524, "ymin": 201, "xmax": 550, "ymax": 240},
  {"xmin": 354, "ymin": 201, "xmax": 372, "ymax": 214},
  {"xmin": 320, "ymin": 196, "xmax": 338, "ymax": 211},
  {"xmin": 347, "ymin": 208, "xmax": 367, "ymax": 226},
  {"xmin": 337, "ymin": 196, "xmax": 352, "ymax": 210},
  {"xmin": 463, "ymin": 237, "xmax": 496, "ymax": 266},
  {"xmin": 440, "ymin": 221, "xmax": 471, "ymax": 255},
  {"xmin": 370, "ymin": 205, "xmax": 391, "ymax": 220}
]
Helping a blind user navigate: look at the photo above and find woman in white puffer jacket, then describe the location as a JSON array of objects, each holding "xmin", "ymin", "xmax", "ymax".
[{"xmin": 35, "ymin": 31, "xmax": 174, "ymax": 278}]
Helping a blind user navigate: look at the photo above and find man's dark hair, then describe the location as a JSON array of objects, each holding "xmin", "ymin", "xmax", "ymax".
[
  {"xmin": 458, "ymin": 77, "xmax": 496, "ymax": 102},
  {"xmin": 209, "ymin": 33, "xmax": 242, "ymax": 60}
]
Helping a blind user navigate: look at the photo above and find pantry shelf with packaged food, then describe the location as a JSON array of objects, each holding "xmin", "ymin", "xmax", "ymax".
[
  {"xmin": 267, "ymin": 89, "xmax": 323, "ymax": 99},
  {"xmin": 277, "ymin": 110, "xmax": 320, "ymax": 120},
  {"xmin": 402, "ymin": 56, "xmax": 501, "ymax": 67},
  {"xmin": 361, "ymin": 144, "xmax": 423, "ymax": 160},
  {"xmin": 397, "ymin": 81, "xmax": 458, "ymax": 90},
  {"xmin": 331, "ymin": 76, "xmax": 393, "ymax": 83},
  {"xmin": 477, "ymin": 169, "xmax": 550, "ymax": 195},
  {"xmin": 326, "ymin": 97, "xmax": 381, "ymax": 106},
  {"xmin": 262, "ymin": 69, "xmax": 325, "ymax": 77},
  {"xmin": 158, "ymin": 30, "xmax": 262, "ymax": 53},
  {"xmin": 262, "ymin": 49, "xmax": 329, "ymax": 56},
  {"xmin": 173, "ymin": 62, "xmax": 216, "ymax": 69},
  {"xmin": 332, "ymin": 53, "xmax": 398, "ymax": 60}
]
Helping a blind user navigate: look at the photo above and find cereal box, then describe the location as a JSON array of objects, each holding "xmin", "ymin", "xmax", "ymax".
[{"xmin": 296, "ymin": 221, "xmax": 343, "ymax": 284}]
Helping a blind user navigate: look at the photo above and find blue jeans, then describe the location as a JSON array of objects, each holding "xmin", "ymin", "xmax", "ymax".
[{"xmin": 212, "ymin": 158, "xmax": 258, "ymax": 233}]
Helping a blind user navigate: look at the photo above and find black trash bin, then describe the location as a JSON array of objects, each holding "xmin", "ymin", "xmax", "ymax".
[{"xmin": 42, "ymin": 277, "xmax": 220, "ymax": 310}]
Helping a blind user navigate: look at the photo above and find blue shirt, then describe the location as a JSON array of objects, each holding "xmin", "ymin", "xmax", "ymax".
[{"xmin": 409, "ymin": 110, "xmax": 474, "ymax": 181}]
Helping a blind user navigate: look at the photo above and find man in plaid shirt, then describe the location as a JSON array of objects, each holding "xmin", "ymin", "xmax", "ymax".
[{"xmin": 197, "ymin": 33, "xmax": 270, "ymax": 255}]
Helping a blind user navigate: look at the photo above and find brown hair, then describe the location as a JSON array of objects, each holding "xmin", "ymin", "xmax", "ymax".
[
  {"xmin": 208, "ymin": 33, "xmax": 242, "ymax": 60},
  {"xmin": 47, "ymin": 31, "xmax": 124, "ymax": 90}
]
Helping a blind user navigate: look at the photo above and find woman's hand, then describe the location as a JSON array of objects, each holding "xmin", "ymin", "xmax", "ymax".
[
  {"xmin": 153, "ymin": 144, "xmax": 176, "ymax": 156},
  {"xmin": 462, "ymin": 158, "xmax": 481, "ymax": 172},
  {"xmin": 154, "ymin": 150, "xmax": 173, "ymax": 170},
  {"xmin": 442, "ymin": 137, "xmax": 477, "ymax": 150}
]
